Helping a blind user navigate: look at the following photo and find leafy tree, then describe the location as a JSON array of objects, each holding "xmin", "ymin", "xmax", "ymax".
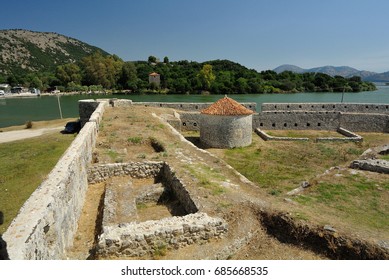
[
  {"xmin": 55, "ymin": 63, "xmax": 82, "ymax": 86},
  {"xmin": 148, "ymin": 55, "xmax": 157, "ymax": 63},
  {"xmin": 81, "ymin": 52, "xmax": 123, "ymax": 89},
  {"xmin": 198, "ymin": 64, "xmax": 216, "ymax": 90},
  {"xmin": 118, "ymin": 62, "xmax": 137, "ymax": 90},
  {"xmin": 25, "ymin": 74, "xmax": 43, "ymax": 89},
  {"xmin": 163, "ymin": 56, "xmax": 169, "ymax": 64}
]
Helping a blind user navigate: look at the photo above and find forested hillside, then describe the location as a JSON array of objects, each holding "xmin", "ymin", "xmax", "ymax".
[{"xmin": 0, "ymin": 30, "xmax": 375, "ymax": 94}]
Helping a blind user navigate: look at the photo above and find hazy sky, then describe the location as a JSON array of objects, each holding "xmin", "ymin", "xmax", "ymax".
[{"xmin": 2, "ymin": 0, "xmax": 389, "ymax": 72}]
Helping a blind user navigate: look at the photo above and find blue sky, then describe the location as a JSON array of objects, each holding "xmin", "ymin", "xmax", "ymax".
[{"xmin": 2, "ymin": 0, "xmax": 389, "ymax": 72}]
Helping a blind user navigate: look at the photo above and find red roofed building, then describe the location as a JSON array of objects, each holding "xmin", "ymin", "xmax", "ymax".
[
  {"xmin": 148, "ymin": 72, "xmax": 161, "ymax": 87},
  {"xmin": 200, "ymin": 96, "xmax": 254, "ymax": 148}
]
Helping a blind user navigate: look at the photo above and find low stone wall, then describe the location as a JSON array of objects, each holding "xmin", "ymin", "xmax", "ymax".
[
  {"xmin": 255, "ymin": 128, "xmax": 309, "ymax": 142},
  {"xmin": 316, "ymin": 128, "xmax": 363, "ymax": 142},
  {"xmin": 88, "ymin": 161, "xmax": 164, "ymax": 184},
  {"xmin": 160, "ymin": 163, "xmax": 200, "ymax": 214},
  {"xmin": 97, "ymin": 212, "xmax": 228, "ymax": 257},
  {"xmin": 2, "ymin": 121, "xmax": 98, "ymax": 259},
  {"xmin": 93, "ymin": 161, "xmax": 223, "ymax": 258},
  {"xmin": 255, "ymin": 127, "xmax": 362, "ymax": 143},
  {"xmin": 350, "ymin": 159, "xmax": 389, "ymax": 174}
]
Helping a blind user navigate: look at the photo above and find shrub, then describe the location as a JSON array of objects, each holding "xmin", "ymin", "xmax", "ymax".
[{"xmin": 25, "ymin": 121, "xmax": 33, "ymax": 129}]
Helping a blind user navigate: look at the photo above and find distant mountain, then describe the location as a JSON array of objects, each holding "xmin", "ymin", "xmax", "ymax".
[
  {"xmin": 273, "ymin": 64, "xmax": 379, "ymax": 81},
  {"xmin": 0, "ymin": 29, "xmax": 109, "ymax": 76},
  {"xmin": 364, "ymin": 71, "xmax": 389, "ymax": 83},
  {"xmin": 273, "ymin": 64, "xmax": 305, "ymax": 74}
]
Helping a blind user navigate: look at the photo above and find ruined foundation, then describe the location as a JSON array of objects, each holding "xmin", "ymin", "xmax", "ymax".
[{"xmin": 88, "ymin": 161, "xmax": 227, "ymax": 258}]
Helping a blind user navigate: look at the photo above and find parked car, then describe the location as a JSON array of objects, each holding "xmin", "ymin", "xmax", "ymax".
[{"xmin": 62, "ymin": 120, "xmax": 81, "ymax": 134}]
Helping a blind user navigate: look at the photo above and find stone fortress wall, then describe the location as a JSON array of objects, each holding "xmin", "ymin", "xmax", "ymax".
[
  {"xmin": 166, "ymin": 102, "xmax": 389, "ymax": 133},
  {"xmin": 256, "ymin": 103, "xmax": 389, "ymax": 133},
  {"xmin": 2, "ymin": 100, "xmax": 109, "ymax": 259}
]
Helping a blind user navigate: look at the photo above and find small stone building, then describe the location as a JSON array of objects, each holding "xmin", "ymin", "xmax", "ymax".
[
  {"xmin": 200, "ymin": 96, "xmax": 254, "ymax": 148},
  {"xmin": 148, "ymin": 72, "xmax": 161, "ymax": 87}
]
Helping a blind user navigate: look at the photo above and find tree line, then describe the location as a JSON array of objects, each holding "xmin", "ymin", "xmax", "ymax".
[{"xmin": 0, "ymin": 53, "xmax": 376, "ymax": 94}]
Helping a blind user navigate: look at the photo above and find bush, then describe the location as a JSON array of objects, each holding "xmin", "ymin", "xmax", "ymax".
[{"xmin": 25, "ymin": 121, "xmax": 33, "ymax": 129}]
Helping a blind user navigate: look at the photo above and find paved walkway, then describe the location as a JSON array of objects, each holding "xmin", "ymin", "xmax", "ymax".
[{"xmin": 0, "ymin": 127, "xmax": 63, "ymax": 143}]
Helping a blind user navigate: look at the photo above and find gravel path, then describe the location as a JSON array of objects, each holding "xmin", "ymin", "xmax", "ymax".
[{"xmin": 0, "ymin": 127, "xmax": 63, "ymax": 143}]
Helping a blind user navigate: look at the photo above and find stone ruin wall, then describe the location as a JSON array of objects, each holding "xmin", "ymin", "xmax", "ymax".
[
  {"xmin": 2, "ymin": 101, "xmax": 109, "ymax": 259},
  {"xmin": 97, "ymin": 213, "xmax": 227, "ymax": 258},
  {"xmin": 88, "ymin": 161, "xmax": 227, "ymax": 257}
]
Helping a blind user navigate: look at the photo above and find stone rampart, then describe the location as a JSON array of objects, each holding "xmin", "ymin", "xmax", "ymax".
[
  {"xmin": 253, "ymin": 111, "xmax": 340, "ymax": 131},
  {"xmin": 2, "ymin": 121, "xmax": 98, "ymax": 259},
  {"xmin": 180, "ymin": 112, "xmax": 201, "ymax": 131},
  {"xmin": 133, "ymin": 102, "xmax": 257, "ymax": 112},
  {"xmin": 338, "ymin": 113, "xmax": 389, "ymax": 133},
  {"xmin": 97, "ymin": 212, "xmax": 227, "ymax": 258},
  {"xmin": 262, "ymin": 103, "xmax": 389, "ymax": 114}
]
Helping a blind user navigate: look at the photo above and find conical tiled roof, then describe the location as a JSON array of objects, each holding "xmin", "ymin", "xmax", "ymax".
[{"xmin": 201, "ymin": 96, "xmax": 253, "ymax": 116}]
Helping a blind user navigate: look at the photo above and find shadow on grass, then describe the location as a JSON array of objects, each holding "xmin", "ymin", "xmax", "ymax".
[
  {"xmin": 185, "ymin": 136, "xmax": 208, "ymax": 149},
  {"xmin": 0, "ymin": 211, "xmax": 9, "ymax": 259}
]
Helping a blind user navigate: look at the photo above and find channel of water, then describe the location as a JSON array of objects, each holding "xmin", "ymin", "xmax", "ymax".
[{"xmin": 1, "ymin": 87, "xmax": 389, "ymax": 128}]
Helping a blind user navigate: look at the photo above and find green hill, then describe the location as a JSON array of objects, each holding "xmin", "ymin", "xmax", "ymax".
[{"xmin": 0, "ymin": 29, "xmax": 109, "ymax": 76}]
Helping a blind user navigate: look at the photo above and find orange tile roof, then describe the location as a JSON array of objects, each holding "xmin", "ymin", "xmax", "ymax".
[
  {"xmin": 201, "ymin": 96, "xmax": 253, "ymax": 116},
  {"xmin": 149, "ymin": 72, "xmax": 160, "ymax": 76}
]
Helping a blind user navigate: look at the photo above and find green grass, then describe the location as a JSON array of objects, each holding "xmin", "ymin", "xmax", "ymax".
[
  {"xmin": 0, "ymin": 133, "xmax": 74, "ymax": 234},
  {"xmin": 220, "ymin": 132, "xmax": 389, "ymax": 234},
  {"xmin": 127, "ymin": 136, "xmax": 143, "ymax": 144},
  {"xmin": 380, "ymin": 154, "xmax": 389, "ymax": 160},
  {"xmin": 295, "ymin": 179, "xmax": 389, "ymax": 230},
  {"xmin": 185, "ymin": 163, "xmax": 227, "ymax": 196}
]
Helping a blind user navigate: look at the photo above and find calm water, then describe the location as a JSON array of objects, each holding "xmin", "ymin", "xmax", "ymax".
[{"xmin": 1, "ymin": 86, "xmax": 389, "ymax": 128}]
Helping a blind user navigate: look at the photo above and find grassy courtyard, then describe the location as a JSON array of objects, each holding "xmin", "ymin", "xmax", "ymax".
[{"xmin": 208, "ymin": 131, "xmax": 389, "ymax": 241}]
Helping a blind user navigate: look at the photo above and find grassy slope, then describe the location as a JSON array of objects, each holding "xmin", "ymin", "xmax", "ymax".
[
  {"xmin": 213, "ymin": 131, "xmax": 389, "ymax": 240},
  {"xmin": 0, "ymin": 132, "xmax": 74, "ymax": 234}
]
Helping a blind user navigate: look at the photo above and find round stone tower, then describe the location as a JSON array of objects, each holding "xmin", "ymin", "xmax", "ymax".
[{"xmin": 200, "ymin": 96, "xmax": 254, "ymax": 148}]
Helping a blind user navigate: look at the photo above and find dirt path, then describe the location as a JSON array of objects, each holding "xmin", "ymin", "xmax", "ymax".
[{"xmin": 0, "ymin": 127, "xmax": 63, "ymax": 143}]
